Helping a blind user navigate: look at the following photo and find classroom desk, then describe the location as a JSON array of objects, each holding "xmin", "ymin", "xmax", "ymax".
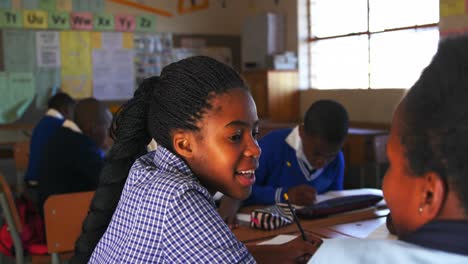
[
  {"xmin": 0, "ymin": 129, "xmax": 30, "ymax": 159},
  {"xmin": 233, "ymin": 206, "xmax": 389, "ymax": 244},
  {"xmin": 0, "ymin": 129, "xmax": 30, "ymax": 146}
]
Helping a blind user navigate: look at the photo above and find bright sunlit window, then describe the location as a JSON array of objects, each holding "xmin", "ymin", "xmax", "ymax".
[{"xmin": 308, "ymin": 0, "xmax": 439, "ymax": 89}]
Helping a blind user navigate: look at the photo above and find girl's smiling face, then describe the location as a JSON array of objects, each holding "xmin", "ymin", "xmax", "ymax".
[{"xmin": 184, "ymin": 88, "xmax": 261, "ymax": 200}]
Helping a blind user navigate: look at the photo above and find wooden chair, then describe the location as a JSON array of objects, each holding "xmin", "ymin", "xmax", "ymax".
[
  {"xmin": 0, "ymin": 173, "xmax": 26, "ymax": 264},
  {"xmin": 42, "ymin": 191, "xmax": 95, "ymax": 264},
  {"xmin": 0, "ymin": 174, "xmax": 95, "ymax": 264}
]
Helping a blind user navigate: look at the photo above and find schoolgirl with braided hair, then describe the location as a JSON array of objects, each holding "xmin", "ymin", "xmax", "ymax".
[{"xmin": 88, "ymin": 56, "xmax": 316, "ymax": 263}]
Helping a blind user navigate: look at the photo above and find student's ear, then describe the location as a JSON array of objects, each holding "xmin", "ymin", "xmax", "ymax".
[
  {"xmin": 173, "ymin": 130, "xmax": 194, "ymax": 159},
  {"xmin": 420, "ymin": 171, "xmax": 445, "ymax": 219}
]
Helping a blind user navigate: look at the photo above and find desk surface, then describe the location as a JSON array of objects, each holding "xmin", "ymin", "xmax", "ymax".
[
  {"xmin": 0, "ymin": 129, "xmax": 30, "ymax": 146},
  {"xmin": 233, "ymin": 206, "xmax": 389, "ymax": 244}
]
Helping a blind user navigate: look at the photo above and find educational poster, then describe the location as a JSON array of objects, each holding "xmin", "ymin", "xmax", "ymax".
[
  {"xmin": 134, "ymin": 33, "xmax": 173, "ymax": 84},
  {"xmin": 39, "ymin": 0, "xmax": 56, "ymax": 11},
  {"xmin": 34, "ymin": 68, "xmax": 60, "ymax": 107},
  {"xmin": 35, "ymin": 31, "xmax": 60, "ymax": 107},
  {"xmin": 56, "ymin": 0, "xmax": 71, "ymax": 11},
  {"xmin": 48, "ymin": 11, "xmax": 70, "ymax": 29},
  {"xmin": 3, "ymin": 30, "xmax": 35, "ymax": 72},
  {"xmin": 0, "ymin": 0, "xmax": 11, "ymax": 9},
  {"xmin": 0, "ymin": 30, "xmax": 3, "ymax": 71},
  {"xmin": 93, "ymin": 13, "xmax": 114, "ymax": 31},
  {"xmin": 22, "ymin": 0, "xmax": 38, "ymax": 9},
  {"xmin": 60, "ymin": 30, "xmax": 92, "ymax": 98},
  {"xmin": 23, "ymin": 10, "xmax": 48, "ymax": 29},
  {"xmin": 72, "ymin": 0, "xmax": 89, "ymax": 12},
  {"xmin": 135, "ymin": 14, "xmax": 156, "ymax": 32},
  {"xmin": 92, "ymin": 32, "xmax": 134, "ymax": 100},
  {"xmin": 36, "ymin": 31, "xmax": 60, "ymax": 67},
  {"xmin": 89, "ymin": 0, "xmax": 105, "ymax": 13},
  {"xmin": 0, "ymin": 72, "xmax": 35, "ymax": 124}
]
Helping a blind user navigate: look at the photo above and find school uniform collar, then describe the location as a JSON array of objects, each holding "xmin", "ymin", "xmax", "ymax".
[
  {"xmin": 45, "ymin": 108, "xmax": 64, "ymax": 119},
  {"xmin": 285, "ymin": 126, "xmax": 323, "ymax": 181},
  {"xmin": 400, "ymin": 220, "xmax": 468, "ymax": 256},
  {"xmin": 62, "ymin": 119, "xmax": 82, "ymax": 134}
]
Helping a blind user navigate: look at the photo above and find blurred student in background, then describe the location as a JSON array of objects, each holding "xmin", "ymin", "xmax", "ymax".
[
  {"xmin": 24, "ymin": 92, "xmax": 75, "ymax": 187},
  {"xmin": 37, "ymin": 98, "xmax": 112, "ymax": 215}
]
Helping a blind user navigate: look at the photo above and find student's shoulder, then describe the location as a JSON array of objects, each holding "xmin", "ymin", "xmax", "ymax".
[
  {"xmin": 32, "ymin": 116, "xmax": 64, "ymax": 134},
  {"xmin": 130, "ymin": 152, "xmax": 207, "ymax": 196},
  {"xmin": 260, "ymin": 128, "xmax": 293, "ymax": 142}
]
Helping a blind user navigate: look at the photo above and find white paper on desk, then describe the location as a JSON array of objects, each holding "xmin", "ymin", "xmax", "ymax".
[
  {"xmin": 315, "ymin": 188, "xmax": 386, "ymax": 207},
  {"xmin": 236, "ymin": 213, "xmax": 251, "ymax": 224},
  {"xmin": 257, "ymin": 234, "xmax": 297, "ymax": 245}
]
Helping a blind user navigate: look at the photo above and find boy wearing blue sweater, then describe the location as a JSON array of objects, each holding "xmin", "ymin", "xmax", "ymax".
[
  {"xmin": 24, "ymin": 92, "xmax": 75, "ymax": 185},
  {"xmin": 219, "ymin": 100, "xmax": 349, "ymax": 227}
]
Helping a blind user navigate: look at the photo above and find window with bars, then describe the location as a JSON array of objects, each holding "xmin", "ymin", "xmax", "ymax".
[{"xmin": 308, "ymin": 0, "xmax": 439, "ymax": 89}]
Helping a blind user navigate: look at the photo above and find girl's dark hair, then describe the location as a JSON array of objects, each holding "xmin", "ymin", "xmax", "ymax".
[
  {"xmin": 108, "ymin": 56, "xmax": 248, "ymax": 160},
  {"xmin": 401, "ymin": 35, "xmax": 468, "ymax": 213}
]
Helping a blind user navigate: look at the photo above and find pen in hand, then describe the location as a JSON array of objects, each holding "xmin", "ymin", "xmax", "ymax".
[{"xmin": 284, "ymin": 193, "xmax": 307, "ymax": 241}]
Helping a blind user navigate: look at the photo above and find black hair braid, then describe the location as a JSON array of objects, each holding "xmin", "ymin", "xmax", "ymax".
[
  {"xmin": 107, "ymin": 76, "xmax": 158, "ymax": 160},
  {"xmin": 147, "ymin": 56, "xmax": 248, "ymax": 151}
]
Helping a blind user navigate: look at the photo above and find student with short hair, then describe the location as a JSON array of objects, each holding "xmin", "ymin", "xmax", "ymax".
[
  {"xmin": 89, "ymin": 56, "xmax": 316, "ymax": 263},
  {"xmin": 37, "ymin": 98, "xmax": 112, "ymax": 215},
  {"xmin": 247, "ymin": 99, "xmax": 349, "ymax": 206},
  {"xmin": 309, "ymin": 34, "xmax": 468, "ymax": 264},
  {"xmin": 24, "ymin": 92, "xmax": 75, "ymax": 186}
]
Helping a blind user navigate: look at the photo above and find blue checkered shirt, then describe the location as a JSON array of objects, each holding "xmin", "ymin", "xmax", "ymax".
[{"xmin": 89, "ymin": 147, "xmax": 255, "ymax": 263}]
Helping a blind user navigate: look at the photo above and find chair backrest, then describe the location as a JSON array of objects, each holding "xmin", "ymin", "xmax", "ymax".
[
  {"xmin": 43, "ymin": 191, "xmax": 94, "ymax": 254},
  {"xmin": 13, "ymin": 141, "xmax": 29, "ymax": 171},
  {"xmin": 0, "ymin": 174, "xmax": 22, "ymax": 232}
]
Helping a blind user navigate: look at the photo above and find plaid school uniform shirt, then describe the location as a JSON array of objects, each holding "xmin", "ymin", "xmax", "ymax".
[{"xmin": 89, "ymin": 147, "xmax": 255, "ymax": 264}]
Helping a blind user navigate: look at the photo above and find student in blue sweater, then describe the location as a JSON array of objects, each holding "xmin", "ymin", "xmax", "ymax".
[
  {"xmin": 219, "ymin": 100, "xmax": 349, "ymax": 227},
  {"xmin": 24, "ymin": 92, "xmax": 75, "ymax": 186}
]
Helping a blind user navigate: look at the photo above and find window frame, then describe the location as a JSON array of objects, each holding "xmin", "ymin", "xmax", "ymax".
[{"xmin": 306, "ymin": 0, "xmax": 438, "ymax": 89}]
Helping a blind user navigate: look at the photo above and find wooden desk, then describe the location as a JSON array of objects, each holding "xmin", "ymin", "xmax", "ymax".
[
  {"xmin": 0, "ymin": 130, "xmax": 30, "ymax": 146},
  {"xmin": 233, "ymin": 206, "xmax": 389, "ymax": 244},
  {"xmin": 0, "ymin": 129, "xmax": 31, "ymax": 159},
  {"xmin": 343, "ymin": 128, "xmax": 389, "ymax": 189}
]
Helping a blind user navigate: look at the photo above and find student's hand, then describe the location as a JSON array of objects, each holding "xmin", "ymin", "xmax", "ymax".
[
  {"xmin": 287, "ymin": 184, "xmax": 316, "ymax": 206},
  {"xmin": 283, "ymin": 234, "xmax": 322, "ymax": 264},
  {"xmin": 248, "ymin": 233, "xmax": 322, "ymax": 264},
  {"xmin": 217, "ymin": 196, "xmax": 242, "ymax": 229}
]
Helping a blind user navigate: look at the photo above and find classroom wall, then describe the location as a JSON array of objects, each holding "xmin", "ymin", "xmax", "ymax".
[
  {"xmin": 295, "ymin": 1, "xmax": 440, "ymax": 125},
  {"xmin": 299, "ymin": 89, "xmax": 406, "ymax": 125},
  {"xmin": 106, "ymin": 0, "xmax": 298, "ymax": 53},
  {"xmin": 2, "ymin": 0, "xmax": 298, "ymax": 127}
]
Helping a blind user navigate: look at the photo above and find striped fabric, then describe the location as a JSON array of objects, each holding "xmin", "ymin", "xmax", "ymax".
[
  {"xmin": 89, "ymin": 147, "xmax": 255, "ymax": 263},
  {"xmin": 250, "ymin": 203, "xmax": 293, "ymax": 230}
]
